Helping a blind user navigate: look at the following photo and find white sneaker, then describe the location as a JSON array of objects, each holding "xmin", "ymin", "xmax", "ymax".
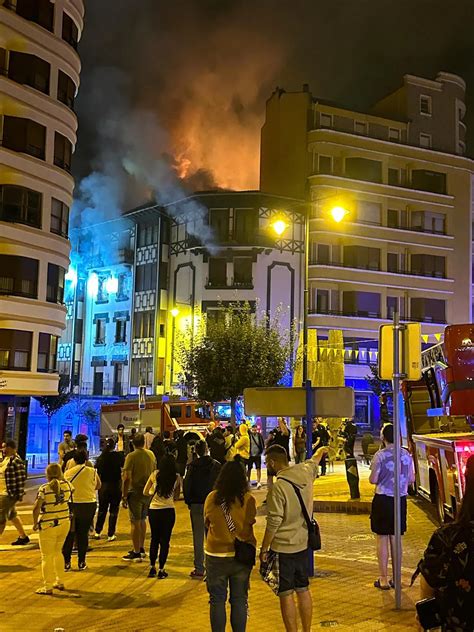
[
  {"xmin": 256, "ymin": 483, "xmax": 262, "ymax": 489},
  {"xmin": 93, "ymin": 534, "xmax": 101, "ymax": 540},
  {"xmin": 107, "ymin": 535, "xmax": 117, "ymax": 542}
]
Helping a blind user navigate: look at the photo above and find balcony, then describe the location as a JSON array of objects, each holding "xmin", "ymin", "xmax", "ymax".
[
  {"xmin": 205, "ymin": 278, "xmax": 254, "ymax": 290},
  {"xmin": 311, "ymin": 260, "xmax": 447, "ymax": 280},
  {"xmin": 310, "ymin": 308, "xmax": 382, "ymax": 319},
  {"xmin": 80, "ymin": 381, "xmax": 125, "ymax": 397}
]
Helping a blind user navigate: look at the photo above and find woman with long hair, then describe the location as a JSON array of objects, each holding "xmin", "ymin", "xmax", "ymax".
[
  {"xmin": 144, "ymin": 453, "xmax": 178, "ymax": 578},
  {"xmin": 415, "ymin": 454, "xmax": 474, "ymax": 630},
  {"xmin": 294, "ymin": 425, "xmax": 307, "ymax": 463},
  {"xmin": 204, "ymin": 460, "xmax": 257, "ymax": 632},
  {"xmin": 32, "ymin": 463, "xmax": 74, "ymax": 595}
]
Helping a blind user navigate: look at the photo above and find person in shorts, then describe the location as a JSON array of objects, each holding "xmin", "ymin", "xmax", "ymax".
[
  {"xmin": 121, "ymin": 433, "xmax": 156, "ymax": 562},
  {"xmin": 260, "ymin": 443, "xmax": 328, "ymax": 632},
  {"xmin": 369, "ymin": 423, "xmax": 415, "ymax": 590},
  {"xmin": 247, "ymin": 424, "xmax": 264, "ymax": 488}
]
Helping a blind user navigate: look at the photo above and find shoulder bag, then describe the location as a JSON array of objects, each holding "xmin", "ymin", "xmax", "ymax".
[
  {"xmin": 279, "ymin": 478, "xmax": 321, "ymax": 551},
  {"xmin": 220, "ymin": 501, "xmax": 256, "ymax": 567}
]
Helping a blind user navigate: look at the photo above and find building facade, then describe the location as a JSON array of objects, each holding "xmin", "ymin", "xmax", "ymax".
[
  {"xmin": 261, "ymin": 73, "xmax": 473, "ymax": 427},
  {"xmin": 0, "ymin": 0, "xmax": 84, "ymax": 450}
]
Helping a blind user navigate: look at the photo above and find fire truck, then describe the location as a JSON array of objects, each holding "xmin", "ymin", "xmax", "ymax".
[
  {"xmin": 100, "ymin": 397, "xmax": 215, "ymax": 439},
  {"xmin": 402, "ymin": 323, "xmax": 474, "ymax": 522}
]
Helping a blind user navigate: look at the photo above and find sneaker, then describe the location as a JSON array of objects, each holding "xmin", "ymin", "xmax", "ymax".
[
  {"xmin": 93, "ymin": 533, "xmax": 101, "ymax": 540},
  {"xmin": 148, "ymin": 566, "xmax": 157, "ymax": 578},
  {"xmin": 256, "ymin": 482, "xmax": 262, "ymax": 489},
  {"xmin": 189, "ymin": 569, "xmax": 205, "ymax": 579},
  {"xmin": 11, "ymin": 536, "xmax": 30, "ymax": 546},
  {"xmin": 64, "ymin": 562, "xmax": 71, "ymax": 572},
  {"xmin": 107, "ymin": 535, "xmax": 117, "ymax": 542},
  {"xmin": 122, "ymin": 551, "xmax": 142, "ymax": 562},
  {"xmin": 53, "ymin": 582, "xmax": 65, "ymax": 591},
  {"xmin": 140, "ymin": 548, "xmax": 147, "ymax": 559},
  {"xmin": 157, "ymin": 570, "xmax": 168, "ymax": 579},
  {"xmin": 78, "ymin": 562, "xmax": 87, "ymax": 571},
  {"xmin": 35, "ymin": 587, "xmax": 53, "ymax": 595}
]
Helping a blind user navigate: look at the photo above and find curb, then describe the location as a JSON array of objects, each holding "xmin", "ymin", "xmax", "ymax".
[{"xmin": 314, "ymin": 499, "xmax": 372, "ymax": 514}]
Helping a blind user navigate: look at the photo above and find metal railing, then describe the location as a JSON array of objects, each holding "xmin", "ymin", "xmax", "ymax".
[{"xmin": 311, "ymin": 260, "xmax": 446, "ymax": 279}]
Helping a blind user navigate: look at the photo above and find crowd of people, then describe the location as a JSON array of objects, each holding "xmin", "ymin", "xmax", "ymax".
[{"xmin": 1, "ymin": 419, "xmax": 473, "ymax": 631}]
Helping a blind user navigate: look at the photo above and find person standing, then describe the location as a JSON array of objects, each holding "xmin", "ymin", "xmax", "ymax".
[
  {"xmin": 58, "ymin": 430, "xmax": 75, "ymax": 466},
  {"xmin": 248, "ymin": 425, "xmax": 264, "ymax": 488},
  {"xmin": 115, "ymin": 424, "xmax": 129, "ymax": 455},
  {"xmin": 294, "ymin": 426, "xmax": 306, "ymax": 464},
  {"xmin": 144, "ymin": 426, "xmax": 155, "ymax": 450},
  {"xmin": 273, "ymin": 417, "xmax": 291, "ymax": 460},
  {"xmin": 0, "ymin": 439, "xmax": 29, "ymax": 545},
  {"xmin": 207, "ymin": 426, "xmax": 227, "ymax": 465},
  {"xmin": 224, "ymin": 426, "xmax": 236, "ymax": 462},
  {"xmin": 121, "ymin": 433, "xmax": 157, "ymax": 562},
  {"xmin": 94, "ymin": 438, "xmax": 125, "ymax": 542},
  {"xmin": 143, "ymin": 454, "xmax": 179, "ymax": 579},
  {"xmin": 183, "ymin": 440, "xmax": 221, "ymax": 579},
  {"xmin": 63, "ymin": 449, "xmax": 101, "ymax": 570},
  {"xmin": 369, "ymin": 423, "xmax": 415, "ymax": 590},
  {"xmin": 204, "ymin": 461, "xmax": 257, "ymax": 632},
  {"xmin": 129, "ymin": 427, "xmax": 137, "ymax": 453},
  {"xmin": 313, "ymin": 419, "xmax": 330, "ymax": 476},
  {"xmin": 260, "ymin": 443, "xmax": 328, "ymax": 632},
  {"xmin": 32, "ymin": 463, "xmax": 73, "ymax": 595},
  {"xmin": 63, "ymin": 434, "xmax": 92, "ymax": 471},
  {"xmin": 234, "ymin": 424, "xmax": 250, "ymax": 468},
  {"xmin": 341, "ymin": 418, "xmax": 357, "ymax": 458},
  {"xmin": 150, "ymin": 432, "xmax": 166, "ymax": 466}
]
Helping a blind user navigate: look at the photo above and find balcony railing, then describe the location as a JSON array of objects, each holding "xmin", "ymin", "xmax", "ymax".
[
  {"xmin": 311, "ymin": 260, "xmax": 446, "ymax": 279},
  {"xmin": 310, "ymin": 308, "xmax": 382, "ymax": 319},
  {"xmin": 205, "ymin": 278, "xmax": 254, "ymax": 290}
]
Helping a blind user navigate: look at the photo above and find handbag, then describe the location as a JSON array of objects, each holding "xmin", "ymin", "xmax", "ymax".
[
  {"xmin": 220, "ymin": 502, "xmax": 256, "ymax": 567},
  {"xmin": 279, "ymin": 478, "xmax": 321, "ymax": 551},
  {"xmin": 260, "ymin": 550, "xmax": 280, "ymax": 595}
]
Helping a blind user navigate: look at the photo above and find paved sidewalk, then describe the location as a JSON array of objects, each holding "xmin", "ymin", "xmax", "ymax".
[{"xmin": 0, "ymin": 474, "xmax": 436, "ymax": 632}]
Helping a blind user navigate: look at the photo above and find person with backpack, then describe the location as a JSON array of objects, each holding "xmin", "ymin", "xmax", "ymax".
[
  {"xmin": 248, "ymin": 424, "xmax": 264, "ymax": 488},
  {"xmin": 183, "ymin": 440, "xmax": 221, "ymax": 579},
  {"xmin": 204, "ymin": 461, "xmax": 257, "ymax": 632},
  {"xmin": 414, "ymin": 454, "xmax": 474, "ymax": 631},
  {"xmin": 207, "ymin": 426, "xmax": 227, "ymax": 465},
  {"xmin": 260, "ymin": 443, "xmax": 328, "ymax": 632}
]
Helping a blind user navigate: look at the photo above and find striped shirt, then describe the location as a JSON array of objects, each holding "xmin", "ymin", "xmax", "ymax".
[{"xmin": 36, "ymin": 480, "xmax": 74, "ymax": 527}]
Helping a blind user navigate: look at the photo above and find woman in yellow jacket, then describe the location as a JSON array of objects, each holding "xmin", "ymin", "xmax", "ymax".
[{"xmin": 234, "ymin": 423, "xmax": 250, "ymax": 469}]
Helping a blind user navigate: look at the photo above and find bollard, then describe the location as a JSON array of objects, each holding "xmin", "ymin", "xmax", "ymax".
[{"xmin": 344, "ymin": 457, "xmax": 360, "ymax": 499}]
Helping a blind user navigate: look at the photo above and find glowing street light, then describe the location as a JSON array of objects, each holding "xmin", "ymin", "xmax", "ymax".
[
  {"xmin": 330, "ymin": 205, "xmax": 349, "ymax": 223},
  {"xmin": 171, "ymin": 308, "xmax": 179, "ymax": 318},
  {"xmin": 271, "ymin": 218, "xmax": 289, "ymax": 236}
]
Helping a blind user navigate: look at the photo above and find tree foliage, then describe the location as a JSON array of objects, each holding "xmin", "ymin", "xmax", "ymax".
[
  {"xmin": 37, "ymin": 378, "xmax": 71, "ymax": 421},
  {"xmin": 177, "ymin": 302, "xmax": 293, "ymax": 421},
  {"xmin": 365, "ymin": 363, "xmax": 391, "ymax": 396}
]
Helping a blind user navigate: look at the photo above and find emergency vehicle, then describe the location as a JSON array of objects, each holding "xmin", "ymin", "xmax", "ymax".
[{"xmin": 403, "ymin": 324, "xmax": 474, "ymax": 522}]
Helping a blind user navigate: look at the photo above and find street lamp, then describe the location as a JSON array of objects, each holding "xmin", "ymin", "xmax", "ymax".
[
  {"xmin": 330, "ymin": 205, "xmax": 349, "ymax": 224},
  {"xmin": 171, "ymin": 307, "xmax": 179, "ymax": 318}
]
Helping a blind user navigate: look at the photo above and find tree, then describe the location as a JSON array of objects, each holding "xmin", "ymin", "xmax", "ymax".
[
  {"xmin": 178, "ymin": 302, "xmax": 293, "ymax": 424},
  {"xmin": 37, "ymin": 378, "xmax": 71, "ymax": 464},
  {"xmin": 365, "ymin": 363, "xmax": 391, "ymax": 397}
]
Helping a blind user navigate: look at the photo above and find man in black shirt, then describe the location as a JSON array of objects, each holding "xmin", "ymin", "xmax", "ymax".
[
  {"xmin": 341, "ymin": 419, "xmax": 357, "ymax": 458},
  {"xmin": 312, "ymin": 418, "xmax": 330, "ymax": 475},
  {"xmin": 94, "ymin": 438, "xmax": 125, "ymax": 541}
]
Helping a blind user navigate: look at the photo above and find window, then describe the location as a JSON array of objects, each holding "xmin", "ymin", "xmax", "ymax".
[
  {"xmin": 137, "ymin": 224, "xmax": 158, "ymax": 247},
  {"xmin": 345, "ymin": 157, "xmax": 382, "ymax": 183},
  {"xmin": 387, "ymin": 296, "xmax": 398, "ymax": 319},
  {"xmin": 135, "ymin": 263, "xmax": 156, "ymax": 292},
  {"xmin": 0, "ymin": 254, "xmax": 38, "ymax": 298},
  {"xmin": 387, "ymin": 209, "xmax": 398, "ymax": 228},
  {"xmin": 209, "ymin": 209, "xmax": 230, "ymax": 241},
  {"xmin": 419, "ymin": 133, "xmax": 432, "ymax": 148},
  {"xmin": 0, "ymin": 329, "xmax": 32, "ymax": 370},
  {"xmin": 130, "ymin": 358, "xmax": 153, "ymax": 387},
  {"xmin": 206, "ymin": 309, "xmax": 226, "ymax": 327},
  {"xmin": 50, "ymin": 198, "xmax": 69, "ymax": 237},
  {"xmin": 234, "ymin": 208, "xmax": 257, "ymax": 242},
  {"xmin": 411, "ymin": 254, "xmax": 446, "ymax": 278},
  {"xmin": 316, "ymin": 290, "xmax": 329, "ymax": 313},
  {"xmin": 37, "ymin": 333, "xmax": 58, "ymax": 373},
  {"xmin": 388, "ymin": 168, "xmax": 400, "ymax": 186},
  {"xmin": 411, "ymin": 169, "xmax": 446, "ymax": 194},
  {"xmin": 388, "ymin": 128, "xmax": 400, "ymax": 142},
  {"xmin": 62, "ymin": 12, "xmax": 79, "ymax": 49},
  {"xmin": 420, "ymin": 95, "xmax": 432, "ymax": 116},
  {"xmin": 117, "ymin": 273, "xmax": 128, "ymax": 300},
  {"xmin": 57, "ymin": 70, "xmax": 76, "ymax": 108},
  {"xmin": 233, "ymin": 257, "xmax": 252, "ymax": 287},
  {"xmin": 318, "ymin": 244, "xmax": 330, "ymax": 264},
  {"xmin": 208, "ymin": 258, "xmax": 227, "ymax": 287},
  {"xmin": 53, "ymin": 132, "xmax": 72, "ymax": 171},
  {"xmin": 411, "ymin": 298, "xmax": 445, "ymax": 323},
  {"xmin": 13, "ymin": 0, "xmax": 54, "ymax": 31},
  {"xmin": 0, "ymin": 184, "xmax": 41, "ymax": 228},
  {"xmin": 2, "ymin": 116, "xmax": 46, "ymax": 159},
  {"xmin": 8, "ymin": 52, "xmax": 50, "ymax": 94},
  {"xmin": 343, "ymin": 291, "xmax": 381, "ymax": 318},
  {"xmin": 115, "ymin": 319, "xmax": 126, "ymax": 344},
  {"xmin": 344, "ymin": 246, "xmax": 380, "ymax": 271},
  {"xmin": 387, "ymin": 253, "xmax": 399, "ymax": 273},
  {"xmin": 411, "ymin": 211, "xmax": 446, "ymax": 234},
  {"xmin": 95, "ymin": 318, "xmax": 106, "ymax": 345},
  {"xmin": 46, "ymin": 264, "xmax": 65, "ymax": 304},
  {"xmin": 0, "ymin": 48, "xmax": 6, "ymax": 74},
  {"xmin": 356, "ymin": 201, "xmax": 381, "ymax": 225},
  {"xmin": 169, "ymin": 405, "xmax": 182, "ymax": 419},
  {"xmin": 133, "ymin": 310, "xmax": 154, "ymax": 339},
  {"xmin": 158, "ymin": 261, "xmax": 168, "ymax": 291},
  {"xmin": 320, "ymin": 113, "xmax": 332, "ymax": 128},
  {"xmin": 354, "ymin": 121, "xmax": 367, "ymax": 135},
  {"xmin": 318, "ymin": 155, "xmax": 332, "ymax": 174}
]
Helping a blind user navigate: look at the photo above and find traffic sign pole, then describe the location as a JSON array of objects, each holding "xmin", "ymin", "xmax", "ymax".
[
  {"xmin": 305, "ymin": 379, "xmax": 314, "ymax": 577},
  {"xmin": 392, "ymin": 311, "xmax": 402, "ymax": 609}
]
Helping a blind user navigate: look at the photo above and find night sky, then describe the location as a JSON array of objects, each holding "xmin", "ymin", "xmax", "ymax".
[{"xmin": 75, "ymin": 0, "xmax": 474, "ymax": 210}]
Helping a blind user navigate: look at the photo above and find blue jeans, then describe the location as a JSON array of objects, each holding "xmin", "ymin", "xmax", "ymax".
[
  {"xmin": 190, "ymin": 503, "xmax": 205, "ymax": 573},
  {"xmin": 206, "ymin": 555, "xmax": 251, "ymax": 632}
]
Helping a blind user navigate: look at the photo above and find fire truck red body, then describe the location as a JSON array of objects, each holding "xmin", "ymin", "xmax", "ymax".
[{"xmin": 403, "ymin": 324, "xmax": 474, "ymax": 521}]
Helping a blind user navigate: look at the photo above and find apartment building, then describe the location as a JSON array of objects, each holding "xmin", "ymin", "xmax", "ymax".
[
  {"xmin": 261, "ymin": 73, "xmax": 473, "ymax": 426},
  {"xmin": 0, "ymin": 0, "xmax": 84, "ymax": 450}
]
